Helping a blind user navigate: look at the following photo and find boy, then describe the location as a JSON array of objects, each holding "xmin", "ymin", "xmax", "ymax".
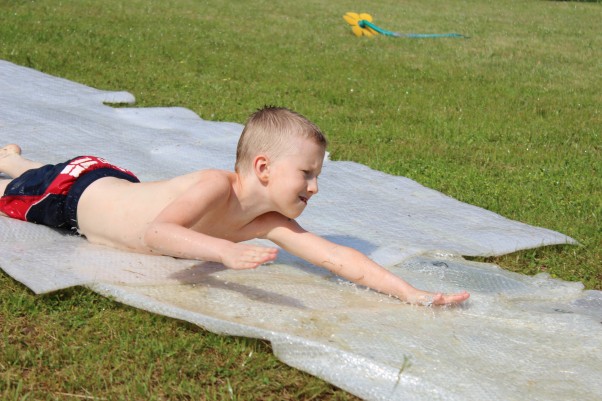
[{"xmin": 0, "ymin": 107, "xmax": 469, "ymax": 306}]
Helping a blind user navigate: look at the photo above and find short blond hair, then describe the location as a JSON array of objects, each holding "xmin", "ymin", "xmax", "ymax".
[{"xmin": 235, "ymin": 106, "xmax": 327, "ymax": 173}]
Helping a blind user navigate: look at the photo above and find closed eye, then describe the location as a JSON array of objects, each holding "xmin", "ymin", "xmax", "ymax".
[{"xmin": 303, "ymin": 169, "xmax": 322, "ymax": 178}]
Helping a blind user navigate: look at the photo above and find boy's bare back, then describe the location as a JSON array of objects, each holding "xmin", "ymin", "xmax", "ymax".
[{"xmin": 77, "ymin": 170, "xmax": 267, "ymax": 253}]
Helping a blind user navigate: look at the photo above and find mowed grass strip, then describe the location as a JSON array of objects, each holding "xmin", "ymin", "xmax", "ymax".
[{"xmin": 1, "ymin": 0, "xmax": 600, "ymax": 399}]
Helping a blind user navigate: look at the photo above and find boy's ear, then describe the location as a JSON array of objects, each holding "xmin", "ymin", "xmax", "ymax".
[{"xmin": 253, "ymin": 155, "xmax": 270, "ymax": 183}]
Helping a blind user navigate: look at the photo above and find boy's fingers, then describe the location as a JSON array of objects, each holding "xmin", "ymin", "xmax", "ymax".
[
  {"xmin": 253, "ymin": 247, "xmax": 278, "ymax": 258},
  {"xmin": 258, "ymin": 252, "xmax": 277, "ymax": 263},
  {"xmin": 240, "ymin": 247, "xmax": 277, "ymax": 265},
  {"xmin": 435, "ymin": 291, "xmax": 470, "ymax": 305},
  {"xmin": 244, "ymin": 262, "xmax": 260, "ymax": 269}
]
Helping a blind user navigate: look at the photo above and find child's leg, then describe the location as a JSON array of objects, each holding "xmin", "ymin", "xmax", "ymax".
[
  {"xmin": 0, "ymin": 178, "xmax": 9, "ymax": 198},
  {"xmin": 0, "ymin": 144, "xmax": 43, "ymax": 194}
]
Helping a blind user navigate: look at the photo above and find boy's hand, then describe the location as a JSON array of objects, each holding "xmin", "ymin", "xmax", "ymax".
[
  {"xmin": 220, "ymin": 243, "xmax": 278, "ymax": 270},
  {"xmin": 406, "ymin": 290, "xmax": 470, "ymax": 306}
]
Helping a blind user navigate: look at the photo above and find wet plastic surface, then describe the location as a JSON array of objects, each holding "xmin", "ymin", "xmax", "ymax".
[{"xmin": 1, "ymin": 60, "xmax": 599, "ymax": 400}]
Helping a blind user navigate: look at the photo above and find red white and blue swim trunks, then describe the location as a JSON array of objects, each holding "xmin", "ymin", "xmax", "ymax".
[{"xmin": 0, "ymin": 156, "xmax": 139, "ymax": 230}]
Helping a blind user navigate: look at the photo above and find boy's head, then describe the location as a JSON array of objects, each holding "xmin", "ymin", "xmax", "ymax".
[{"xmin": 235, "ymin": 106, "xmax": 327, "ymax": 174}]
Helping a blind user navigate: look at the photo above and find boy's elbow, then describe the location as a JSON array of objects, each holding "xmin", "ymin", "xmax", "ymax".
[
  {"xmin": 323, "ymin": 246, "xmax": 371, "ymax": 281},
  {"xmin": 142, "ymin": 223, "xmax": 161, "ymax": 248},
  {"xmin": 321, "ymin": 245, "xmax": 355, "ymax": 270}
]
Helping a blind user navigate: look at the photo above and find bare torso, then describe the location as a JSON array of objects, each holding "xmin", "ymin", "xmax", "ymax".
[{"xmin": 76, "ymin": 170, "xmax": 258, "ymax": 253}]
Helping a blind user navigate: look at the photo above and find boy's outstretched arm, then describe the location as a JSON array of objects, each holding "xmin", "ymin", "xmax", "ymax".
[{"xmin": 264, "ymin": 215, "xmax": 469, "ymax": 306}]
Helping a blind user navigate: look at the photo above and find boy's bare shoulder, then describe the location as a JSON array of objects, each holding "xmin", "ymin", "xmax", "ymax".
[
  {"xmin": 176, "ymin": 168, "xmax": 231, "ymax": 182},
  {"xmin": 173, "ymin": 169, "xmax": 233, "ymax": 193},
  {"xmin": 159, "ymin": 170, "xmax": 236, "ymax": 213}
]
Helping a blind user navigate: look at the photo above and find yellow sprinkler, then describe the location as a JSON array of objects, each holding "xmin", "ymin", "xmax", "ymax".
[
  {"xmin": 343, "ymin": 12, "xmax": 379, "ymax": 37},
  {"xmin": 343, "ymin": 12, "xmax": 466, "ymax": 39}
]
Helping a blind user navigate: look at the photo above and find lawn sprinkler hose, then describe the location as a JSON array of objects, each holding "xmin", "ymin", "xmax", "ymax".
[{"xmin": 343, "ymin": 12, "xmax": 466, "ymax": 39}]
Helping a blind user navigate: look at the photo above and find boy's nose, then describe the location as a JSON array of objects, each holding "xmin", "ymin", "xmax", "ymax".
[{"xmin": 307, "ymin": 178, "xmax": 318, "ymax": 194}]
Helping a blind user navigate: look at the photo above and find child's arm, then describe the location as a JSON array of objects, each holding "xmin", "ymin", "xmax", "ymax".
[
  {"xmin": 143, "ymin": 173, "xmax": 278, "ymax": 269},
  {"xmin": 264, "ymin": 215, "xmax": 469, "ymax": 306},
  {"xmin": 145, "ymin": 222, "xmax": 278, "ymax": 269}
]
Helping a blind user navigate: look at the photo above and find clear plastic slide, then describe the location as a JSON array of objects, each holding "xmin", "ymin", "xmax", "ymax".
[{"xmin": 1, "ymin": 60, "xmax": 599, "ymax": 401}]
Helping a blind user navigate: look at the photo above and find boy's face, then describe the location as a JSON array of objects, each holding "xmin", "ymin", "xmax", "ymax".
[{"xmin": 267, "ymin": 137, "xmax": 325, "ymax": 219}]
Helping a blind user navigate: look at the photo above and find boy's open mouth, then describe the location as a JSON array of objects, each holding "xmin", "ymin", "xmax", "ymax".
[{"xmin": 299, "ymin": 196, "xmax": 308, "ymax": 204}]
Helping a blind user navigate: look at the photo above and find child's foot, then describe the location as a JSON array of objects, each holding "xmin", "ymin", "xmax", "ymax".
[
  {"xmin": 0, "ymin": 144, "xmax": 22, "ymax": 160},
  {"xmin": 0, "ymin": 144, "xmax": 23, "ymax": 175}
]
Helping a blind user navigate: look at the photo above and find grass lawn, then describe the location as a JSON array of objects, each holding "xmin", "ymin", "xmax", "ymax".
[{"xmin": 1, "ymin": 0, "xmax": 600, "ymax": 399}]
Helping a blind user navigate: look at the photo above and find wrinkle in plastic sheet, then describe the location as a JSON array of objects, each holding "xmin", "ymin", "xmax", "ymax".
[{"xmin": 1, "ymin": 60, "xmax": 601, "ymax": 401}]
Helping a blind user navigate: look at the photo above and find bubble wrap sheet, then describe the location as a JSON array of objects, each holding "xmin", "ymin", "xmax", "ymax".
[{"xmin": 1, "ymin": 60, "xmax": 600, "ymax": 400}]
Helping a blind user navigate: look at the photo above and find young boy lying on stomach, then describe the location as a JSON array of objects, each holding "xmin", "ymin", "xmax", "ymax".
[{"xmin": 0, "ymin": 107, "xmax": 469, "ymax": 306}]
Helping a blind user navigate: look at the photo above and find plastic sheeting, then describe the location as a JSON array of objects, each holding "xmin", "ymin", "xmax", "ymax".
[{"xmin": 1, "ymin": 60, "xmax": 600, "ymax": 400}]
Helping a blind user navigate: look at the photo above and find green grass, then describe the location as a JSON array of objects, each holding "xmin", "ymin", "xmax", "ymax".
[{"xmin": 0, "ymin": 0, "xmax": 600, "ymax": 398}]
